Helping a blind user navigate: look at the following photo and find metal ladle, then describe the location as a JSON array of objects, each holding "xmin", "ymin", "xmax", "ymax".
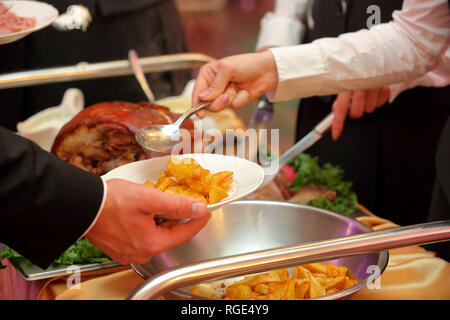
[
  {"xmin": 128, "ymin": 49, "xmax": 211, "ymax": 153},
  {"xmin": 135, "ymin": 102, "xmax": 211, "ymax": 153}
]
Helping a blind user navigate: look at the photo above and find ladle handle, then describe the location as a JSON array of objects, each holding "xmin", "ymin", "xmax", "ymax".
[
  {"xmin": 174, "ymin": 102, "xmax": 212, "ymax": 126},
  {"xmin": 127, "ymin": 220, "xmax": 450, "ymax": 300}
]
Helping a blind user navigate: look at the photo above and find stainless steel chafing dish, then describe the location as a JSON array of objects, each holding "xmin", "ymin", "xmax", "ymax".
[{"xmin": 127, "ymin": 201, "xmax": 449, "ymax": 300}]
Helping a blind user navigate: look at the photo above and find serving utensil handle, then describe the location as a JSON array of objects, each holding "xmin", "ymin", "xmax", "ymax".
[
  {"xmin": 277, "ymin": 112, "xmax": 334, "ymax": 169},
  {"xmin": 174, "ymin": 102, "xmax": 212, "ymax": 126},
  {"xmin": 128, "ymin": 49, "xmax": 156, "ymax": 102},
  {"xmin": 315, "ymin": 112, "xmax": 334, "ymax": 135},
  {"xmin": 127, "ymin": 220, "xmax": 450, "ymax": 300}
]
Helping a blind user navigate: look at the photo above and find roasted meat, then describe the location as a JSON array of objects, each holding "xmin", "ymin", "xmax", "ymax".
[
  {"xmin": 245, "ymin": 170, "xmax": 294, "ymax": 201},
  {"xmin": 51, "ymin": 101, "xmax": 193, "ymax": 175},
  {"xmin": 244, "ymin": 180, "xmax": 285, "ymax": 201},
  {"xmin": 246, "ymin": 170, "xmax": 337, "ymax": 205},
  {"xmin": 289, "ymin": 184, "xmax": 337, "ymax": 204}
]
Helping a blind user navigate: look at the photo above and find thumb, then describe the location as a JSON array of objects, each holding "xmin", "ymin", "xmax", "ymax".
[
  {"xmin": 198, "ymin": 63, "xmax": 232, "ymax": 101},
  {"xmin": 142, "ymin": 187, "xmax": 209, "ymax": 220}
]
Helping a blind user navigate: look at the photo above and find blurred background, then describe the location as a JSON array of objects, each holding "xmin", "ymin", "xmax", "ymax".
[{"xmin": 177, "ymin": 0, "xmax": 299, "ymax": 152}]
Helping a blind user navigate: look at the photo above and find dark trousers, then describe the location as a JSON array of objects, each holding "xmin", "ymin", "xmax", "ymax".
[{"xmin": 425, "ymin": 117, "xmax": 450, "ymax": 261}]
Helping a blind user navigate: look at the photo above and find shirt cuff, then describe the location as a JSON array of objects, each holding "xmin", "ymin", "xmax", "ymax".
[
  {"xmin": 256, "ymin": 12, "xmax": 304, "ymax": 51},
  {"xmin": 267, "ymin": 44, "xmax": 328, "ymax": 101},
  {"xmin": 80, "ymin": 178, "xmax": 107, "ymax": 239}
]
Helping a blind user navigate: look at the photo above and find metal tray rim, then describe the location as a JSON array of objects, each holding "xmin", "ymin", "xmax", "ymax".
[{"xmin": 8, "ymin": 258, "xmax": 121, "ymax": 281}]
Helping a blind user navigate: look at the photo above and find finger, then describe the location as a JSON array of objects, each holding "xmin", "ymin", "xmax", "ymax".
[
  {"xmin": 86, "ymin": 240, "xmax": 150, "ymax": 266},
  {"xmin": 120, "ymin": 255, "xmax": 152, "ymax": 266},
  {"xmin": 192, "ymin": 62, "xmax": 218, "ymax": 106},
  {"xmin": 192, "ymin": 76, "xmax": 207, "ymax": 106},
  {"xmin": 207, "ymin": 85, "xmax": 238, "ymax": 113},
  {"xmin": 224, "ymin": 84, "xmax": 238, "ymax": 107},
  {"xmin": 197, "ymin": 62, "xmax": 233, "ymax": 102},
  {"xmin": 112, "ymin": 255, "xmax": 132, "ymax": 266},
  {"xmin": 331, "ymin": 91, "xmax": 352, "ymax": 140},
  {"xmin": 196, "ymin": 110, "xmax": 206, "ymax": 119},
  {"xmin": 154, "ymin": 214, "xmax": 180, "ymax": 222},
  {"xmin": 365, "ymin": 88, "xmax": 380, "ymax": 113},
  {"xmin": 349, "ymin": 90, "xmax": 365, "ymax": 119},
  {"xmin": 130, "ymin": 256, "xmax": 153, "ymax": 265},
  {"xmin": 159, "ymin": 219, "xmax": 180, "ymax": 228},
  {"xmin": 376, "ymin": 86, "xmax": 390, "ymax": 108},
  {"xmin": 141, "ymin": 187, "xmax": 209, "ymax": 220},
  {"xmin": 205, "ymin": 95, "xmax": 228, "ymax": 113},
  {"xmin": 151, "ymin": 214, "xmax": 211, "ymax": 254},
  {"xmin": 231, "ymin": 90, "xmax": 252, "ymax": 109}
]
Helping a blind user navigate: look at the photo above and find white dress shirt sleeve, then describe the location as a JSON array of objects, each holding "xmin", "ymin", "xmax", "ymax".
[
  {"xmin": 267, "ymin": 0, "xmax": 450, "ymax": 102},
  {"xmin": 256, "ymin": 0, "xmax": 309, "ymax": 51},
  {"xmin": 389, "ymin": 48, "xmax": 450, "ymax": 102},
  {"xmin": 80, "ymin": 178, "xmax": 108, "ymax": 239}
]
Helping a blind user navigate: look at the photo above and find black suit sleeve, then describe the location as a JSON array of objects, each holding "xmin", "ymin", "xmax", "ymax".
[{"xmin": 0, "ymin": 126, "xmax": 104, "ymax": 269}]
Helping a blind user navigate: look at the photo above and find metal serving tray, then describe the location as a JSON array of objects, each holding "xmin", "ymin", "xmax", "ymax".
[
  {"xmin": 0, "ymin": 53, "xmax": 214, "ymax": 89},
  {"xmin": 8, "ymin": 258, "xmax": 121, "ymax": 281},
  {"xmin": 7, "ymin": 208, "xmax": 368, "ymax": 281}
]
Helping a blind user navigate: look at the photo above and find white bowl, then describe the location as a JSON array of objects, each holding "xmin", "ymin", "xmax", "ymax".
[
  {"xmin": 101, "ymin": 154, "xmax": 265, "ymax": 211},
  {"xmin": 0, "ymin": 1, "xmax": 59, "ymax": 45}
]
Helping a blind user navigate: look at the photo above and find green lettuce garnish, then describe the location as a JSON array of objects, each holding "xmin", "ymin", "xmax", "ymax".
[
  {"xmin": 288, "ymin": 153, "xmax": 358, "ymax": 215},
  {"xmin": 0, "ymin": 239, "xmax": 111, "ymax": 269}
]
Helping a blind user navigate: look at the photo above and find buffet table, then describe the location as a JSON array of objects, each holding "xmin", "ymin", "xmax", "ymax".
[
  {"xmin": 1, "ymin": 6, "xmax": 448, "ymax": 300},
  {"xmin": 0, "ymin": 88, "xmax": 448, "ymax": 300},
  {"xmin": 2, "ymin": 209, "xmax": 449, "ymax": 300},
  {"xmin": 1, "ymin": 68, "xmax": 448, "ymax": 301}
]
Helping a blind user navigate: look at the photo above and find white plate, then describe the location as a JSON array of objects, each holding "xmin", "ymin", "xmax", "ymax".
[
  {"xmin": 0, "ymin": 1, "xmax": 58, "ymax": 45},
  {"xmin": 101, "ymin": 154, "xmax": 265, "ymax": 211}
]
